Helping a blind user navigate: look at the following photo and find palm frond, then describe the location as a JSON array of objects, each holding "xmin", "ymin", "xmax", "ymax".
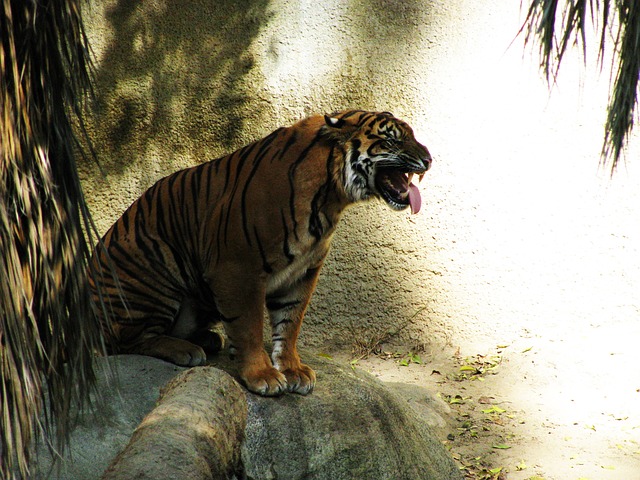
[
  {"xmin": 1, "ymin": 0, "xmax": 105, "ymax": 478},
  {"xmin": 521, "ymin": 0, "xmax": 639, "ymax": 173}
]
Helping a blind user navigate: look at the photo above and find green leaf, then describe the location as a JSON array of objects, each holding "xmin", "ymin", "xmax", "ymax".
[
  {"xmin": 459, "ymin": 365, "xmax": 477, "ymax": 372},
  {"xmin": 482, "ymin": 406, "xmax": 506, "ymax": 414},
  {"xmin": 492, "ymin": 443, "xmax": 511, "ymax": 449}
]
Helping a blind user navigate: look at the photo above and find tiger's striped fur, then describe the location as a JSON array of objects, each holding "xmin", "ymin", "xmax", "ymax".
[{"xmin": 89, "ymin": 110, "xmax": 431, "ymax": 396}]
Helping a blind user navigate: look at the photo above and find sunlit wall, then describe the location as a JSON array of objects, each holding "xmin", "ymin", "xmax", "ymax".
[{"xmin": 81, "ymin": 0, "xmax": 640, "ymax": 357}]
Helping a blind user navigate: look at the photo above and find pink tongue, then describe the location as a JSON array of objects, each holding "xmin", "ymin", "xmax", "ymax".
[{"xmin": 408, "ymin": 183, "xmax": 422, "ymax": 214}]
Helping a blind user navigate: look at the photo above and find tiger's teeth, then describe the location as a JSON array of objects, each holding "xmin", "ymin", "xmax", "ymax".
[
  {"xmin": 407, "ymin": 173, "xmax": 414, "ymax": 184},
  {"xmin": 418, "ymin": 173, "xmax": 425, "ymax": 183}
]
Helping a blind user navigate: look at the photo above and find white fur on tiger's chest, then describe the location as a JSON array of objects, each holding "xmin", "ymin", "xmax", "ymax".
[{"xmin": 266, "ymin": 243, "xmax": 328, "ymax": 296}]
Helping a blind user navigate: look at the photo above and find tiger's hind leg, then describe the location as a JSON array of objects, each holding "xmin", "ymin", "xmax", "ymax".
[
  {"xmin": 112, "ymin": 317, "xmax": 207, "ymax": 366},
  {"xmin": 112, "ymin": 297, "xmax": 211, "ymax": 367},
  {"xmin": 129, "ymin": 333, "xmax": 207, "ymax": 367}
]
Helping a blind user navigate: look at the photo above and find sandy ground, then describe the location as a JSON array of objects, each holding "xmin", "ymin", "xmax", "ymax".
[{"xmin": 328, "ymin": 330, "xmax": 640, "ymax": 480}]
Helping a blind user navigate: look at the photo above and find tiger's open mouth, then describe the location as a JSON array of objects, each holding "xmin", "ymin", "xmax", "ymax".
[{"xmin": 375, "ymin": 168, "xmax": 427, "ymax": 214}]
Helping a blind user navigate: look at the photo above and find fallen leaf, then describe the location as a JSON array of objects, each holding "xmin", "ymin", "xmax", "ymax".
[
  {"xmin": 609, "ymin": 413, "xmax": 629, "ymax": 421},
  {"xmin": 478, "ymin": 396, "xmax": 495, "ymax": 404},
  {"xmin": 482, "ymin": 406, "xmax": 506, "ymax": 414},
  {"xmin": 492, "ymin": 443, "xmax": 511, "ymax": 449},
  {"xmin": 460, "ymin": 365, "xmax": 477, "ymax": 372}
]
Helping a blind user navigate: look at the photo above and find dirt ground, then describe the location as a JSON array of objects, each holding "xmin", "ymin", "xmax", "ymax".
[{"xmin": 328, "ymin": 326, "xmax": 640, "ymax": 480}]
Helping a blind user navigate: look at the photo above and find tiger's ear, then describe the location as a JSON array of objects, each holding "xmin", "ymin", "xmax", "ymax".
[
  {"xmin": 324, "ymin": 114, "xmax": 345, "ymax": 128},
  {"xmin": 321, "ymin": 114, "xmax": 357, "ymax": 143}
]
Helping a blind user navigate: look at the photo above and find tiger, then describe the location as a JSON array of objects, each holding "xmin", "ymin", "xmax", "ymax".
[{"xmin": 88, "ymin": 110, "xmax": 432, "ymax": 396}]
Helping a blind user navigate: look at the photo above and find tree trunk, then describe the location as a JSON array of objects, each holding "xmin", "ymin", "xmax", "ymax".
[{"xmin": 102, "ymin": 366, "xmax": 247, "ymax": 480}]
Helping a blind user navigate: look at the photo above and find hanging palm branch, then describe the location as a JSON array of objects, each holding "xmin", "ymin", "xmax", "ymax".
[
  {"xmin": 0, "ymin": 0, "xmax": 105, "ymax": 478},
  {"xmin": 521, "ymin": 0, "xmax": 640, "ymax": 172}
]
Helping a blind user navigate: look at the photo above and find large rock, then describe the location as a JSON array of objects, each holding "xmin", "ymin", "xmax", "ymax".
[
  {"xmin": 242, "ymin": 358, "xmax": 460, "ymax": 479},
  {"xmin": 34, "ymin": 356, "xmax": 184, "ymax": 479},
  {"xmin": 34, "ymin": 354, "xmax": 461, "ymax": 480}
]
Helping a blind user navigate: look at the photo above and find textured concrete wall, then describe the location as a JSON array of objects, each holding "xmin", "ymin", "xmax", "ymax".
[{"xmin": 81, "ymin": 0, "xmax": 640, "ymax": 354}]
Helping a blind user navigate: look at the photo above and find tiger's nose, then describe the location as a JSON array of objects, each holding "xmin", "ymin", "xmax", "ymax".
[{"xmin": 422, "ymin": 147, "xmax": 433, "ymax": 171}]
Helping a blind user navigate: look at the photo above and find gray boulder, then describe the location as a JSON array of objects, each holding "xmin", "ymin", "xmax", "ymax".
[
  {"xmin": 34, "ymin": 354, "xmax": 461, "ymax": 480},
  {"xmin": 34, "ymin": 356, "xmax": 184, "ymax": 479},
  {"xmin": 242, "ymin": 358, "xmax": 461, "ymax": 480}
]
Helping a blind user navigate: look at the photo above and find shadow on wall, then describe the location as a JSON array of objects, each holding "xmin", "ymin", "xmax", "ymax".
[
  {"xmin": 84, "ymin": 0, "xmax": 440, "ymax": 349},
  {"xmin": 269, "ymin": 0, "xmax": 438, "ymax": 349},
  {"xmin": 89, "ymin": 0, "xmax": 270, "ymax": 174}
]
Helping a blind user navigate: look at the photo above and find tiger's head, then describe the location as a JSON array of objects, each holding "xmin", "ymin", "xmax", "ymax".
[{"xmin": 322, "ymin": 110, "xmax": 432, "ymax": 214}]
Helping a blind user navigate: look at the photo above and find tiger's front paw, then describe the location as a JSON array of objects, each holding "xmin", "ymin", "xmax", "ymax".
[
  {"xmin": 241, "ymin": 366, "xmax": 288, "ymax": 397},
  {"xmin": 281, "ymin": 364, "xmax": 316, "ymax": 395}
]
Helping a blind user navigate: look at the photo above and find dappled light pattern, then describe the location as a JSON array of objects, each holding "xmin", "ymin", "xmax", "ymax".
[{"xmin": 88, "ymin": 0, "xmax": 269, "ymax": 176}]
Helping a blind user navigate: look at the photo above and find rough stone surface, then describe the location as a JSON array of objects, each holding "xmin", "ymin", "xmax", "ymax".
[
  {"xmin": 34, "ymin": 356, "xmax": 184, "ymax": 479},
  {"xmin": 33, "ymin": 354, "xmax": 460, "ymax": 480},
  {"xmin": 241, "ymin": 357, "xmax": 461, "ymax": 480}
]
